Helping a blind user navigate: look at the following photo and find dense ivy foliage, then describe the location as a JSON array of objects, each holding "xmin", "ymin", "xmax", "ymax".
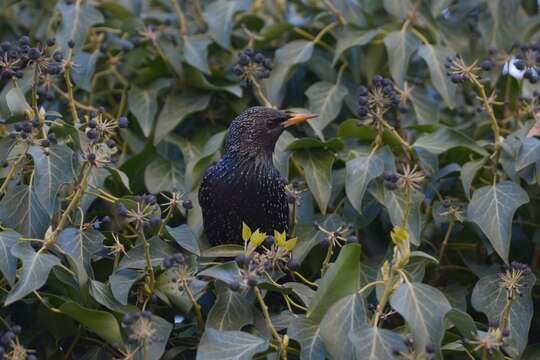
[{"xmin": 1, "ymin": 0, "xmax": 540, "ymax": 359}]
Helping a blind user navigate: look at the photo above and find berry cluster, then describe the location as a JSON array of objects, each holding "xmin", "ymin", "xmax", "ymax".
[
  {"xmin": 498, "ymin": 261, "xmax": 531, "ymax": 300},
  {"xmin": 391, "ymin": 337, "xmax": 435, "ymax": 359},
  {"xmin": 0, "ymin": 324, "xmax": 37, "ymax": 360},
  {"xmin": 357, "ymin": 75, "xmax": 400, "ymax": 125},
  {"xmin": 9, "ymin": 118, "xmax": 58, "ymax": 154},
  {"xmin": 82, "ymin": 109, "xmax": 128, "ymax": 167},
  {"xmin": 116, "ymin": 194, "xmax": 160, "ymax": 230},
  {"xmin": 162, "ymin": 253, "xmax": 185, "ymax": 269},
  {"xmin": 313, "ymin": 222, "xmax": 357, "ymax": 248},
  {"xmin": 232, "ymin": 49, "xmax": 272, "ymax": 82}
]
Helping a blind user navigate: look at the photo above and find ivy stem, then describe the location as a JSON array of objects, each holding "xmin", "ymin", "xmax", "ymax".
[
  {"xmin": 357, "ymin": 280, "xmax": 385, "ymax": 295},
  {"xmin": 254, "ymin": 286, "xmax": 287, "ymax": 359},
  {"xmin": 41, "ymin": 162, "xmax": 92, "ymax": 251},
  {"xmin": 140, "ymin": 230, "xmax": 155, "ymax": 291},
  {"xmin": 251, "ymin": 79, "xmax": 273, "ymax": 108},
  {"xmin": 321, "ymin": 243, "xmax": 334, "ymax": 275},
  {"xmin": 293, "ymin": 271, "xmax": 318, "ymax": 288},
  {"xmin": 158, "ymin": 207, "xmax": 174, "ymax": 237},
  {"xmin": 64, "ymin": 48, "xmax": 79, "ymax": 123},
  {"xmin": 170, "ymin": 0, "xmax": 188, "ymax": 36},
  {"xmin": 500, "ymin": 296, "xmax": 516, "ymax": 333},
  {"xmin": 438, "ymin": 221, "xmax": 455, "ymax": 261},
  {"xmin": 0, "ymin": 148, "xmax": 28, "ymax": 197},
  {"xmin": 183, "ymin": 278, "xmax": 204, "ymax": 330},
  {"xmin": 372, "ymin": 273, "xmax": 396, "ymax": 327}
]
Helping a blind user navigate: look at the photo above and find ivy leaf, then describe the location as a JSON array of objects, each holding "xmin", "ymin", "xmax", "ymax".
[
  {"xmin": 57, "ymin": 227, "xmax": 104, "ymax": 272},
  {"xmin": 55, "ymin": 2, "xmax": 104, "ymax": 51},
  {"xmin": 118, "ymin": 236, "xmax": 175, "ymax": 270},
  {"xmin": 59, "ymin": 301, "xmax": 122, "ymax": 345},
  {"xmin": 183, "ymin": 35, "xmax": 212, "ymax": 74},
  {"xmin": 288, "ymin": 317, "xmax": 327, "ymax": 360},
  {"xmin": 350, "ymin": 325, "xmax": 405, "ymax": 360},
  {"xmin": 307, "ymin": 244, "xmax": 361, "ymax": 322},
  {"xmin": 293, "ymin": 150, "xmax": 334, "ymax": 215},
  {"xmin": 467, "ymin": 181, "xmax": 529, "ymax": 262},
  {"xmin": 263, "ymin": 40, "xmax": 314, "ymax": 106},
  {"xmin": 144, "ymin": 156, "xmax": 185, "ymax": 194},
  {"xmin": 154, "ymin": 92, "xmax": 211, "ymax": 145},
  {"xmin": 446, "ymin": 308, "xmax": 478, "ymax": 340},
  {"xmin": 516, "ymin": 137, "xmax": 540, "ymax": 171},
  {"xmin": 166, "ymin": 224, "xmax": 200, "ymax": 255},
  {"xmin": 320, "ymin": 293, "xmax": 367, "ymax": 360},
  {"xmin": 0, "ymin": 230, "xmax": 20, "ymax": 285},
  {"xmin": 198, "ymin": 262, "xmax": 242, "ymax": 286},
  {"xmin": 5, "ymin": 243, "xmax": 61, "ymax": 305},
  {"xmin": 384, "ymin": 30, "xmax": 421, "ymax": 86},
  {"xmin": 383, "ymin": 0, "xmax": 414, "ymax": 19},
  {"xmin": 460, "ymin": 157, "xmax": 488, "ymax": 200},
  {"xmin": 472, "ymin": 271, "xmax": 536, "ymax": 358},
  {"xmin": 203, "ymin": 0, "xmax": 251, "ymax": 49},
  {"xmin": 413, "ymin": 127, "xmax": 488, "ymax": 157},
  {"xmin": 333, "ymin": 29, "xmax": 380, "ymax": 65},
  {"xmin": 110, "ymin": 268, "xmax": 144, "ymax": 305},
  {"xmin": 306, "ymin": 81, "xmax": 349, "ymax": 139},
  {"xmin": 294, "ymin": 215, "xmax": 344, "ymax": 262},
  {"xmin": 273, "ymin": 131, "xmax": 295, "ymax": 177},
  {"xmin": 5, "ymin": 87, "xmax": 31, "ymax": 118},
  {"xmin": 196, "ymin": 328, "xmax": 268, "ymax": 360},
  {"xmin": 206, "ymin": 283, "xmax": 254, "ymax": 331},
  {"xmin": 28, "ymin": 144, "xmax": 76, "ymax": 214},
  {"xmin": 417, "ymin": 45, "xmax": 457, "ymax": 108},
  {"xmin": 0, "ymin": 184, "xmax": 50, "ymax": 238},
  {"xmin": 128, "ymin": 85, "xmax": 160, "ymax": 138},
  {"xmin": 345, "ymin": 148, "xmax": 386, "ymax": 214},
  {"xmin": 390, "ymin": 282, "xmax": 452, "ymax": 353},
  {"xmin": 72, "ymin": 51, "xmax": 101, "ymax": 91},
  {"xmin": 89, "ymin": 280, "xmax": 135, "ymax": 313},
  {"xmin": 126, "ymin": 314, "xmax": 173, "ymax": 360}
]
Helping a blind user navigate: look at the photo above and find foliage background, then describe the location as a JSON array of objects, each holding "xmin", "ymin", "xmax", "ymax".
[{"xmin": 1, "ymin": 0, "xmax": 540, "ymax": 359}]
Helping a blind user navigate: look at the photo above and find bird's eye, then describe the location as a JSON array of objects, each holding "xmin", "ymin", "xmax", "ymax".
[{"xmin": 266, "ymin": 117, "xmax": 282, "ymax": 129}]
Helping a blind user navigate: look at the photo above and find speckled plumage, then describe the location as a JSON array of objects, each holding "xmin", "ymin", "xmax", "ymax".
[{"xmin": 199, "ymin": 107, "xmax": 290, "ymax": 245}]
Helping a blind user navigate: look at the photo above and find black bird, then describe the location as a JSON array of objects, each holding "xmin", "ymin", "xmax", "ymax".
[{"xmin": 199, "ymin": 107, "xmax": 316, "ymax": 245}]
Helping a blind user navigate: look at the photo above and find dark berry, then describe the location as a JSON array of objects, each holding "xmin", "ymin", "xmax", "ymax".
[
  {"xmin": 28, "ymin": 47, "xmax": 40, "ymax": 60},
  {"xmin": 149, "ymin": 215, "xmax": 161, "ymax": 226},
  {"xmin": 106, "ymin": 139, "xmax": 116, "ymax": 148},
  {"xmin": 31, "ymin": 119, "xmax": 39, "ymax": 128},
  {"xmin": 247, "ymin": 274, "xmax": 258, "ymax": 287},
  {"xmin": 68, "ymin": 39, "xmax": 75, "ymax": 48},
  {"xmin": 425, "ymin": 344, "xmax": 436, "ymax": 354},
  {"xmin": 287, "ymin": 258, "xmax": 300, "ymax": 271},
  {"xmin": 22, "ymin": 121, "xmax": 32, "ymax": 133},
  {"xmin": 46, "ymin": 37, "xmax": 56, "ymax": 47},
  {"xmin": 514, "ymin": 60, "xmax": 525, "ymax": 70},
  {"xmin": 264, "ymin": 235, "xmax": 274, "ymax": 247},
  {"xmin": 182, "ymin": 199, "xmax": 193, "ymax": 210},
  {"xmin": 383, "ymin": 171, "xmax": 399, "ymax": 183},
  {"xmin": 233, "ymin": 64, "xmax": 244, "ymax": 76},
  {"xmin": 87, "ymin": 153, "xmax": 96, "ymax": 162},
  {"xmin": 173, "ymin": 253, "xmax": 184, "ymax": 264},
  {"xmin": 384, "ymin": 181, "xmax": 398, "ymax": 191},
  {"xmin": 19, "ymin": 36, "xmax": 30, "ymax": 46},
  {"xmin": 11, "ymin": 325, "xmax": 21, "ymax": 335},
  {"xmin": 14, "ymin": 123, "xmax": 22, "ymax": 132},
  {"xmin": 99, "ymin": 43, "xmax": 108, "ymax": 53},
  {"xmin": 53, "ymin": 51, "xmax": 64, "ymax": 62},
  {"xmin": 346, "ymin": 235, "xmax": 358, "ymax": 244},
  {"xmin": 47, "ymin": 132, "xmax": 57, "ymax": 143},
  {"xmin": 254, "ymin": 53, "xmax": 265, "ymax": 63},
  {"xmin": 86, "ymin": 128, "xmax": 98, "ymax": 140},
  {"xmin": 357, "ymin": 106, "xmax": 369, "ymax": 117},
  {"xmin": 87, "ymin": 119, "xmax": 97, "ymax": 128},
  {"xmin": 235, "ymin": 255, "xmax": 248, "ymax": 266},
  {"xmin": 118, "ymin": 116, "xmax": 129, "ymax": 128},
  {"xmin": 41, "ymin": 139, "xmax": 50, "ymax": 147},
  {"xmin": 238, "ymin": 54, "xmax": 250, "ymax": 65},
  {"xmin": 116, "ymin": 203, "xmax": 129, "ymax": 217},
  {"xmin": 244, "ymin": 48, "xmax": 254, "ymax": 57},
  {"xmin": 143, "ymin": 194, "xmax": 156, "ymax": 204},
  {"xmin": 481, "ymin": 59, "xmax": 493, "ymax": 71}
]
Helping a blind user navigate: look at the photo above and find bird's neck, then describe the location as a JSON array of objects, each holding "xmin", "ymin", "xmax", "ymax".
[{"xmin": 222, "ymin": 149, "xmax": 276, "ymax": 176}]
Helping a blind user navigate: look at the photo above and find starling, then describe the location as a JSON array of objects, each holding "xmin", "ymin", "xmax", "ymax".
[{"xmin": 199, "ymin": 107, "xmax": 316, "ymax": 245}]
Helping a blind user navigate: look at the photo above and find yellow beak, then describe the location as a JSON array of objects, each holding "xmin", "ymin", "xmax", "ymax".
[{"xmin": 282, "ymin": 113, "xmax": 318, "ymax": 128}]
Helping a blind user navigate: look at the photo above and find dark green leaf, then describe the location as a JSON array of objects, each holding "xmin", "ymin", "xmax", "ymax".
[
  {"xmin": 196, "ymin": 328, "xmax": 268, "ymax": 360},
  {"xmin": 384, "ymin": 30, "xmax": 421, "ymax": 86},
  {"xmin": 203, "ymin": 0, "xmax": 251, "ymax": 49},
  {"xmin": 183, "ymin": 36, "xmax": 212, "ymax": 74},
  {"xmin": 333, "ymin": 29, "xmax": 380, "ymax": 65},
  {"xmin": 55, "ymin": 2, "xmax": 104, "ymax": 51},
  {"xmin": 166, "ymin": 224, "xmax": 200, "ymax": 255},
  {"xmin": 288, "ymin": 317, "xmax": 326, "ymax": 360},
  {"xmin": 206, "ymin": 283, "xmax": 254, "ymax": 331},
  {"xmin": 306, "ymin": 81, "xmax": 349, "ymax": 139},
  {"xmin": 417, "ymin": 45, "xmax": 457, "ymax": 108},
  {"xmin": 350, "ymin": 325, "xmax": 405, "ymax": 360},
  {"xmin": 0, "ymin": 230, "xmax": 20, "ymax": 285},
  {"xmin": 144, "ymin": 156, "xmax": 185, "ymax": 194},
  {"xmin": 294, "ymin": 150, "xmax": 335, "ymax": 215}
]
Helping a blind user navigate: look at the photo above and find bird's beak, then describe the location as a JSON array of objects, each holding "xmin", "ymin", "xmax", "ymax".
[{"xmin": 282, "ymin": 113, "xmax": 318, "ymax": 128}]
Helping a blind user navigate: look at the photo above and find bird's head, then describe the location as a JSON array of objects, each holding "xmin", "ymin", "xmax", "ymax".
[{"xmin": 223, "ymin": 106, "xmax": 316, "ymax": 160}]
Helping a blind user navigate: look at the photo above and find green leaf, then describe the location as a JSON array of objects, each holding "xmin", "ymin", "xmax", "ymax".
[
  {"xmin": 0, "ymin": 184, "xmax": 50, "ymax": 238},
  {"xmin": 345, "ymin": 147, "xmax": 386, "ymax": 214},
  {"xmin": 307, "ymin": 244, "xmax": 361, "ymax": 321},
  {"xmin": 72, "ymin": 51, "xmax": 101, "ymax": 91},
  {"xmin": 89, "ymin": 280, "xmax": 134, "ymax": 313},
  {"xmin": 262, "ymin": 40, "xmax": 314, "ymax": 106},
  {"xmin": 28, "ymin": 144, "xmax": 76, "ymax": 214},
  {"xmin": 306, "ymin": 81, "xmax": 349, "ymax": 139},
  {"xmin": 472, "ymin": 271, "xmax": 536, "ymax": 358},
  {"xmin": 294, "ymin": 150, "xmax": 334, "ymax": 215},
  {"xmin": 413, "ymin": 127, "xmax": 488, "ymax": 156},
  {"xmin": 383, "ymin": 190, "xmax": 424, "ymax": 245},
  {"xmin": 59, "ymin": 301, "xmax": 122, "ymax": 345},
  {"xmin": 203, "ymin": 0, "xmax": 251, "ymax": 49},
  {"xmin": 287, "ymin": 317, "xmax": 326, "ymax": 360},
  {"xmin": 390, "ymin": 282, "xmax": 452, "ymax": 352},
  {"xmin": 273, "ymin": 131, "xmax": 295, "ymax": 177},
  {"xmin": 487, "ymin": 0, "xmax": 526, "ymax": 50},
  {"xmin": 384, "ymin": 30, "xmax": 421, "ymax": 86},
  {"xmin": 144, "ymin": 156, "xmax": 185, "ymax": 194},
  {"xmin": 206, "ymin": 283, "xmax": 254, "ymax": 331},
  {"xmin": 55, "ymin": 2, "xmax": 104, "ymax": 51},
  {"xmin": 417, "ymin": 45, "xmax": 457, "ymax": 108},
  {"xmin": 128, "ymin": 85, "xmax": 160, "ymax": 138},
  {"xmin": 118, "ymin": 236, "xmax": 175, "ymax": 270},
  {"xmin": 320, "ymin": 293, "xmax": 367, "ymax": 360},
  {"xmin": 5, "ymin": 243, "xmax": 60, "ymax": 305},
  {"xmin": 333, "ymin": 29, "xmax": 380, "ymax": 65},
  {"xmin": 350, "ymin": 325, "xmax": 405, "ymax": 360},
  {"xmin": 196, "ymin": 328, "xmax": 269, "ymax": 360},
  {"xmin": 460, "ymin": 157, "xmax": 488, "ymax": 199},
  {"xmin": 516, "ymin": 137, "xmax": 540, "ymax": 171},
  {"xmin": 57, "ymin": 227, "xmax": 104, "ymax": 272},
  {"xmin": 154, "ymin": 92, "xmax": 211, "ymax": 145},
  {"xmin": 0, "ymin": 230, "xmax": 20, "ymax": 285},
  {"xmin": 383, "ymin": 0, "xmax": 414, "ymax": 19},
  {"xmin": 110, "ymin": 268, "xmax": 144, "ymax": 305},
  {"xmin": 467, "ymin": 181, "xmax": 529, "ymax": 262},
  {"xmin": 446, "ymin": 308, "xmax": 478, "ymax": 340},
  {"xmin": 166, "ymin": 224, "xmax": 200, "ymax": 255},
  {"xmin": 198, "ymin": 261, "xmax": 242, "ymax": 286},
  {"xmin": 201, "ymin": 244, "xmax": 244, "ymax": 258},
  {"xmin": 294, "ymin": 215, "xmax": 345, "ymax": 262},
  {"xmin": 183, "ymin": 35, "xmax": 212, "ymax": 74},
  {"xmin": 5, "ymin": 87, "xmax": 31, "ymax": 118}
]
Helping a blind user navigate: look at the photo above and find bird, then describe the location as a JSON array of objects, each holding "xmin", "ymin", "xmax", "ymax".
[{"xmin": 198, "ymin": 107, "xmax": 316, "ymax": 246}]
